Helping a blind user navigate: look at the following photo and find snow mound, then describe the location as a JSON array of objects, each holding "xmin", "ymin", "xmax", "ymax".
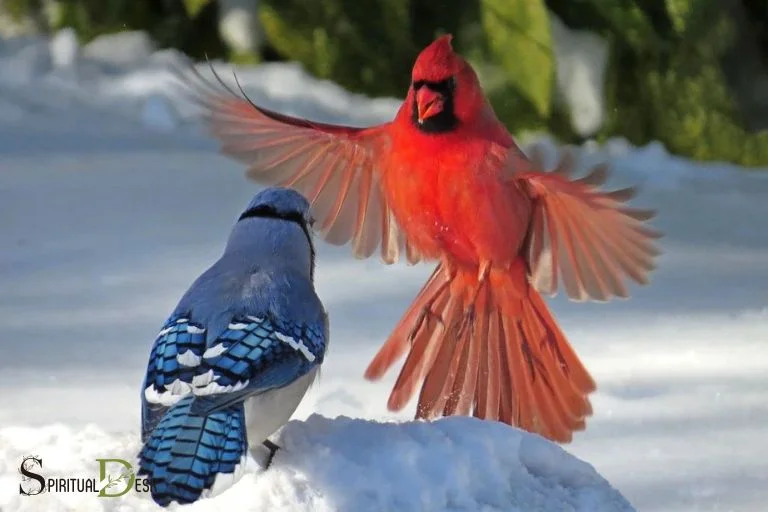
[{"xmin": 0, "ymin": 416, "xmax": 634, "ymax": 512}]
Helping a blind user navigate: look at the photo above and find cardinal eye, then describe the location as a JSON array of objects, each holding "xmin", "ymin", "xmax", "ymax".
[{"xmin": 447, "ymin": 76, "xmax": 456, "ymax": 91}]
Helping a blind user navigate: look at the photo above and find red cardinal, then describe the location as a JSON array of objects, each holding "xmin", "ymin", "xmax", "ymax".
[{"xmin": 182, "ymin": 34, "xmax": 660, "ymax": 442}]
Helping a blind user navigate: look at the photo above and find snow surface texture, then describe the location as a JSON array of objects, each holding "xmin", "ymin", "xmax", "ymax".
[
  {"xmin": 1, "ymin": 30, "xmax": 768, "ymax": 511},
  {"xmin": 0, "ymin": 416, "xmax": 633, "ymax": 512}
]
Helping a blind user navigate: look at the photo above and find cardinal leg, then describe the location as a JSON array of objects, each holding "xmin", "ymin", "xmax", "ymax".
[
  {"xmin": 457, "ymin": 262, "xmax": 491, "ymax": 338},
  {"xmin": 408, "ymin": 265, "xmax": 455, "ymax": 343}
]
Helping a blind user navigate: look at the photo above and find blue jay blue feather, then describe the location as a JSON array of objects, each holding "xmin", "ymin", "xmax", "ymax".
[
  {"xmin": 137, "ymin": 187, "xmax": 328, "ymax": 507},
  {"xmin": 138, "ymin": 396, "xmax": 246, "ymax": 507},
  {"xmin": 141, "ymin": 314, "xmax": 208, "ymax": 441}
]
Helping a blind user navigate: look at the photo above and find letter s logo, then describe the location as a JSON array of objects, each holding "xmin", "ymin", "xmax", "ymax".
[{"xmin": 19, "ymin": 456, "xmax": 45, "ymax": 496}]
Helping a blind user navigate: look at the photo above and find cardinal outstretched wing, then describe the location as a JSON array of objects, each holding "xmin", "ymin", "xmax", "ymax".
[
  {"xmin": 176, "ymin": 64, "xmax": 422, "ymax": 265},
  {"xmin": 516, "ymin": 146, "xmax": 662, "ymax": 301}
]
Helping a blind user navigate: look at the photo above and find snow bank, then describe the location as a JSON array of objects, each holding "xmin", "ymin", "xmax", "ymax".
[
  {"xmin": 0, "ymin": 29, "xmax": 399, "ymax": 137},
  {"xmin": 0, "ymin": 416, "xmax": 634, "ymax": 512}
]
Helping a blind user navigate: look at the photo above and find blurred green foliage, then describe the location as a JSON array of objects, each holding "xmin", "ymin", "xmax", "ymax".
[
  {"xmin": 482, "ymin": 0, "xmax": 553, "ymax": 119},
  {"xmin": 547, "ymin": 0, "xmax": 768, "ymax": 165},
  {"xmin": 182, "ymin": 0, "xmax": 210, "ymax": 19},
  {"xmin": 259, "ymin": 0, "xmax": 415, "ymax": 96},
  {"xmin": 5, "ymin": 0, "xmax": 38, "ymax": 21},
  {"xmin": 4, "ymin": 0, "xmax": 767, "ymax": 166},
  {"xmin": 42, "ymin": 0, "xmax": 227, "ymax": 59}
]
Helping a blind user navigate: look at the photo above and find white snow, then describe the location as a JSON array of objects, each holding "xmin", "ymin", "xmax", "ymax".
[
  {"xmin": 82, "ymin": 31, "xmax": 155, "ymax": 67},
  {"xmin": 49, "ymin": 28, "xmax": 79, "ymax": 70},
  {"xmin": 1, "ymin": 29, "xmax": 768, "ymax": 511},
  {"xmin": 0, "ymin": 417, "xmax": 633, "ymax": 512},
  {"xmin": 549, "ymin": 13, "xmax": 609, "ymax": 137}
]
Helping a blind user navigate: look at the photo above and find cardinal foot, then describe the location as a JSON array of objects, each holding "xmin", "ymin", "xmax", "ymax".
[
  {"xmin": 409, "ymin": 305, "xmax": 444, "ymax": 343},
  {"xmin": 457, "ymin": 304, "xmax": 476, "ymax": 338}
]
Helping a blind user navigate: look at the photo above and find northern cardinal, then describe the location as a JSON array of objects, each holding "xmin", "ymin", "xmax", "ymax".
[{"xmin": 180, "ymin": 34, "xmax": 660, "ymax": 442}]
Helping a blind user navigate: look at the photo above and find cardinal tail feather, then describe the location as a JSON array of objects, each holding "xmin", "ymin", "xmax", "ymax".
[
  {"xmin": 366, "ymin": 262, "xmax": 596, "ymax": 444},
  {"xmin": 483, "ymin": 268, "xmax": 596, "ymax": 442}
]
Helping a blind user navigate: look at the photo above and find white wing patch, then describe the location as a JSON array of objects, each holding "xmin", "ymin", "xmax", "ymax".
[
  {"xmin": 155, "ymin": 318, "xmax": 206, "ymax": 339},
  {"xmin": 191, "ymin": 369, "xmax": 216, "ymax": 387},
  {"xmin": 144, "ymin": 378, "xmax": 192, "ymax": 406},
  {"xmin": 176, "ymin": 349, "xmax": 201, "ymax": 367},
  {"xmin": 228, "ymin": 322, "xmax": 249, "ymax": 330},
  {"xmin": 274, "ymin": 332, "xmax": 316, "ymax": 363},
  {"xmin": 191, "ymin": 369, "xmax": 249, "ymax": 396},
  {"xmin": 157, "ymin": 325, "xmax": 175, "ymax": 337},
  {"xmin": 144, "ymin": 369, "xmax": 249, "ymax": 406},
  {"xmin": 194, "ymin": 379, "xmax": 250, "ymax": 396},
  {"xmin": 203, "ymin": 343, "xmax": 227, "ymax": 359}
]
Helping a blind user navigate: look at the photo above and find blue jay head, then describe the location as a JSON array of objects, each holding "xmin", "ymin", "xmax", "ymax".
[{"xmin": 237, "ymin": 187, "xmax": 317, "ymax": 278}]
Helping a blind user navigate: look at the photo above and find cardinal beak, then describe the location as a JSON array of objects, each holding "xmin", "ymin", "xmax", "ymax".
[{"xmin": 416, "ymin": 87, "xmax": 444, "ymax": 123}]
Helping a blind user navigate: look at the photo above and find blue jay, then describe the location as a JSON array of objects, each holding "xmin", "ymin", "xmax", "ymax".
[{"xmin": 137, "ymin": 187, "xmax": 328, "ymax": 507}]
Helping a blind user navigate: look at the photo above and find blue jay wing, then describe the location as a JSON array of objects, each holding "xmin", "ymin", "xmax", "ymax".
[
  {"xmin": 142, "ymin": 312, "xmax": 326, "ymax": 439},
  {"xmin": 142, "ymin": 314, "xmax": 207, "ymax": 441},
  {"xmin": 138, "ymin": 314, "xmax": 325, "ymax": 506},
  {"xmin": 188, "ymin": 315, "xmax": 326, "ymax": 416}
]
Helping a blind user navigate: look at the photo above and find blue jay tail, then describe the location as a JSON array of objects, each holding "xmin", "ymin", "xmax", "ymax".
[{"xmin": 138, "ymin": 395, "xmax": 248, "ymax": 507}]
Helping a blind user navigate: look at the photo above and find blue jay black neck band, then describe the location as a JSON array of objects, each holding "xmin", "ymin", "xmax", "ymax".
[
  {"xmin": 238, "ymin": 204, "xmax": 305, "ymax": 224},
  {"xmin": 238, "ymin": 204, "xmax": 316, "ymax": 280}
]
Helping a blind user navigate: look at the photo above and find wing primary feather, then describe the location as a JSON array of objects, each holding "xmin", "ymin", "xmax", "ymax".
[
  {"xmin": 557, "ymin": 197, "xmax": 612, "ymax": 300},
  {"xmin": 602, "ymin": 186, "xmax": 637, "ymax": 202},
  {"xmin": 574, "ymin": 163, "xmax": 609, "ymax": 186},
  {"xmin": 231, "ymin": 68, "xmax": 262, "ymax": 112},
  {"xmin": 320, "ymin": 157, "xmax": 356, "ymax": 233}
]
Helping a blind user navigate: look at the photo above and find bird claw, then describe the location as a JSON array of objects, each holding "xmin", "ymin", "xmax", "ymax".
[
  {"xmin": 261, "ymin": 440, "xmax": 281, "ymax": 469},
  {"xmin": 408, "ymin": 305, "xmax": 444, "ymax": 343},
  {"xmin": 457, "ymin": 305, "xmax": 476, "ymax": 338}
]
